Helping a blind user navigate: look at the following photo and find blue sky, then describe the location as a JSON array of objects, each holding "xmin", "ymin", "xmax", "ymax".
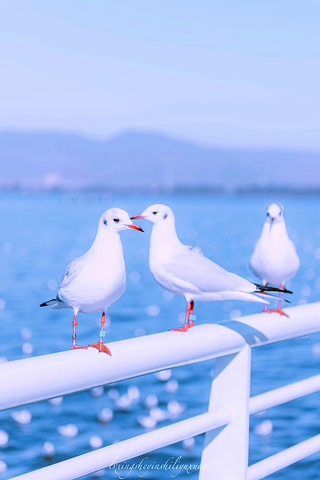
[{"xmin": 1, "ymin": 0, "xmax": 320, "ymax": 150}]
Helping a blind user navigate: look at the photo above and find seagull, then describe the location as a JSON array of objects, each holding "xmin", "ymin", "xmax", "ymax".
[
  {"xmin": 40, "ymin": 208, "xmax": 143, "ymax": 354},
  {"xmin": 131, "ymin": 204, "xmax": 287, "ymax": 331},
  {"xmin": 250, "ymin": 202, "xmax": 300, "ymax": 316}
]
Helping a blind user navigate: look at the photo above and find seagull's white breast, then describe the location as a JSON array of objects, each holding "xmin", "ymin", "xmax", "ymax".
[
  {"xmin": 250, "ymin": 221, "xmax": 300, "ymax": 285},
  {"xmin": 58, "ymin": 233, "xmax": 126, "ymax": 314}
]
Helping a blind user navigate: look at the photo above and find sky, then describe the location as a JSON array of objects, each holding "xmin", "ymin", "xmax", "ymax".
[{"xmin": 1, "ymin": 0, "xmax": 320, "ymax": 150}]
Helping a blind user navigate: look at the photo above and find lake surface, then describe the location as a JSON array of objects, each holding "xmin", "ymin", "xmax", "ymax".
[{"xmin": 0, "ymin": 192, "xmax": 319, "ymax": 479}]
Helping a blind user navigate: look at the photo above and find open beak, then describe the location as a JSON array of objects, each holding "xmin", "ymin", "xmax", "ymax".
[
  {"xmin": 126, "ymin": 223, "xmax": 144, "ymax": 232},
  {"xmin": 130, "ymin": 214, "xmax": 145, "ymax": 220}
]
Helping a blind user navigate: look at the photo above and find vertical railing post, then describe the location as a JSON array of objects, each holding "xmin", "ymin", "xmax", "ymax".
[{"xmin": 199, "ymin": 345, "xmax": 251, "ymax": 480}]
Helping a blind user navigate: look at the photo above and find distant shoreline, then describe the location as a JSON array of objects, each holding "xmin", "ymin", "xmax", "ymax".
[{"xmin": 1, "ymin": 130, "xmax": 320, "ymax": 196}]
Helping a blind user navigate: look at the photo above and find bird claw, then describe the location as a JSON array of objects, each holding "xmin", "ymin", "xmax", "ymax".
[
  {"xmin": 170, "ymin": 321, "xmax": 194, "ymax": 332},
  {"xmin": 262, "ymin": 306, "xmax": 289, "ymax": 318},
  {"xmin": 71, "ymin": 345, "xmax": 87, "ymax": 350},
  {"xmin": 88, "ymin": 342, "xmax": 112, "ymax": 355},
  {"xmin": 268, "ymin": 307, "xmax": 289, "ymax": 318}
]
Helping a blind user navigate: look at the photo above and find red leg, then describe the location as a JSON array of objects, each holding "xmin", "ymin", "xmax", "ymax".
[
  {"xmin": 188, "ymin": 300, "xmax": 195, "ymax": 327},
  {"xmin": 261, "ymin": 296, "xmax": 275, "ymax": 314},
  {"xmin": 71, "ymin": 315, "xmax": 86, "ymax": 350},
  {"xmin": 88, "ymin": 312, "xmax": 111, "ymax": 355},
  {"xmin": 260, "ymin": 285, "xmax": 272, "ymax": 313},
  {"xmin": 261, "ymin": 285, "xmax": 289, "ymax": 317},
  {"xmin": 170, "ymin": 301, "xmax": 195, "ymax": 332},
  {"xmin": 268, "ymin": 285, "xmax": 289, "ymax": 317}
]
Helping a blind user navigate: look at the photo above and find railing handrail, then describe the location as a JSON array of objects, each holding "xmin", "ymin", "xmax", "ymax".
[
  {"xmin": 9, "ymin": 373, "xmax": 320, "ymax": 480},
  {"xmin": 9, "ymin": 408, "xmax": 233, "ymax": 480},
  {"xmin": 1, "ymin": 301, "xmax": 320, "ymax": 411}
]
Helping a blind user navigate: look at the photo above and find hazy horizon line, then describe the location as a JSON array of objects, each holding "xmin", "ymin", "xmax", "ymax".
[{"xmin": 1, "ymin": 126, "xmax": 320, "ymax": 155}]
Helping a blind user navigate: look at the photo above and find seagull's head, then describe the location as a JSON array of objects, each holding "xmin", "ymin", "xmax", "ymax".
[
  {"xmin": 100, "ymin": 208, "xmax": 144, "ymax": 233},
  {"xmin": 131, "ymin": 204, "xmax": 174, "ymax": 225},
  {"xmin": 266, "ymin": 203, "xmax": 284, "ymax": 224}
]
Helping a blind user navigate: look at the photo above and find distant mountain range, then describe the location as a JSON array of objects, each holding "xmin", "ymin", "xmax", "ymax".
[{"xmin": 0, "ymin": 130, "xmax": 319, "ymax": 192}]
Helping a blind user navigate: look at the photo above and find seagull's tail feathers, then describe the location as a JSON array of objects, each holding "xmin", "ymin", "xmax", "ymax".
[
  {"xmin": 254, "ymin": 291, "xmax": 291, "ymax": 304},
  {"xmin": 254, "ymin": 283, "xmax": 293, "ymax": 295},
  {"xmin": 223, "ymin": 291, "xmax": 269, "ymax": 305},
  {"xmin": 40, "ymin": 299, "xmax": 56, "ymax": 307},
  {"xmin": 40, "ymin": 297, "xmax": 64, "ymax": 308}
]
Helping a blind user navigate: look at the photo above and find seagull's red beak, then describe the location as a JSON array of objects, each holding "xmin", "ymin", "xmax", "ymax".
[
  {"xmin": 126, "ymin": 223, "xmax": 144, "ymax": 232},
  {"xmin": 130, "ymin": 214, "xmax": 145, "ymax": 220}
]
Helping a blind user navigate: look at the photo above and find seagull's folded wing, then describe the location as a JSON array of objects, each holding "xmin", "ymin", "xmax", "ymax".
[
  {"xmin": 60, "ymin": 257, "xmax": 84, "ymax": 288},
  {"xmin": 162, "ymin": 252, "xmax": 254, "ymax": 294}
]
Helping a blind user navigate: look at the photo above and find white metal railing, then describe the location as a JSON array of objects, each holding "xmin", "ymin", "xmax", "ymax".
[{"xmin": 1, "ymin": 301, "xmax": 320, "ymax": 480}]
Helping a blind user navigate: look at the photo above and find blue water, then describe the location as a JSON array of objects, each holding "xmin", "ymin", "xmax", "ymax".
[{"xmin": 0, "ymin": 192, "xmax": 320, "ymax": 479}]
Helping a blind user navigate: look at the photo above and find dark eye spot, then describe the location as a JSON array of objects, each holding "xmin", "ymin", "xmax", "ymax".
[
  {"xmin": 113, "ymin": 218, "xmax": 120, "ymax": 223},
  {"xmin": 152, "ymin": 211, "xmax": 157, "ymax": 215},
  {"xmin": 266, "ymin": 212, "xmax": 270, "ymax": 217},
  {"xmin": 103, "ymin": 219, "xmax": 107, "ymax": 225},
  {"xmin": 163, "ymin": 213, "xmax": 168, "ymax": 219}
]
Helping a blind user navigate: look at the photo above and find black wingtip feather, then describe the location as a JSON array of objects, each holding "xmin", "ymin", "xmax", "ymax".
[
  {"xmin": 254, "ymin": 283, "xmax": 293, "ymax": 295},
  {"xmin": 40, "ymin": 299, "xmax": 56, "ymax": 307}
]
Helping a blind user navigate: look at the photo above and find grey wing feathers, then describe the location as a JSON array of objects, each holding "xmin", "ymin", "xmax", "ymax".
[
  {"xmin": 60, "ymin": 257, "xmax": 83, "ymax": 288},
  {"xmin": 163, "ymin": 252, "xmax": 253, "ymax": 293},
  {"xmin": 187, "ymin": 245, "xmax": 204, "ymax": 256}
]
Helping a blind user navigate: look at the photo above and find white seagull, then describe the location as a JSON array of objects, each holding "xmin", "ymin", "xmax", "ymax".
[
  {"xmin": 250, "ymin": 202, "xmax": 299, "ymax": 316},
  {"xmin": 131, "ymin": 204, "xmax": 285, "ymax": 331},
  {"xmin": 40, "ymin": 208, "xmax": 143, "ymax": 354}
]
